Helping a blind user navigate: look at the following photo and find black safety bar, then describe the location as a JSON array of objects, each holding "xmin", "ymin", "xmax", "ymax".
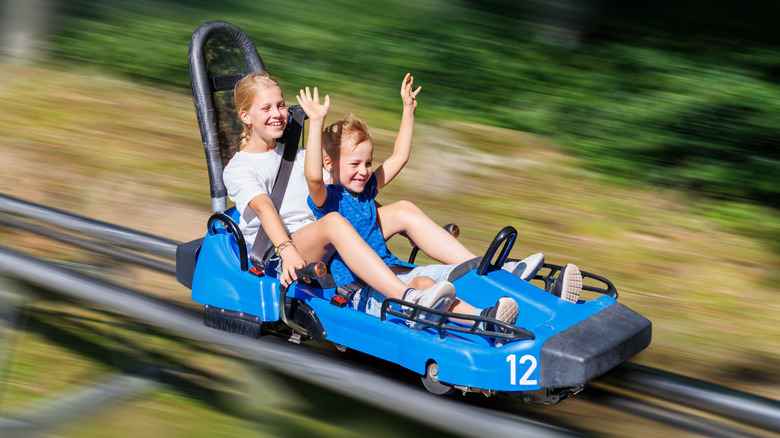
[
  {"xmin": 380, "ymin": 298, "xmax": 535, "ymax": 342},
  {"xmin": 207, "ymin": 212, "xmax": 248, "ymax": 272}
]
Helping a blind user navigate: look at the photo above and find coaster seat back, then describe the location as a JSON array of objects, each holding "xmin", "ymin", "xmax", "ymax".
[{"xmin": 189, "ymin": 20, "xmax": 266, "ymax": 214}]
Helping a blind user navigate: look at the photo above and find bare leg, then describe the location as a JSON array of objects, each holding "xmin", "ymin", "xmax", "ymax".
[
  {"xmin": 377, "ymin": 200, "xmax": 476, "ymax": 264},
  {"xmin": 450, "ymin": 298, "xmax": 477, "ymax": 315},
  {"xmin": 291, "ymin": 212, "xmax": 411, "ymax": 300},
  {"xmin": 407, "ymin": 274, "xmax": 477, "ymax": 319}
]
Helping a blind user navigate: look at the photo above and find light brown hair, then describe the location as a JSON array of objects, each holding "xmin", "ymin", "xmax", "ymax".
[{"xmin": 322, "ymin": 114, "xmax": 372, "ymax": 160}]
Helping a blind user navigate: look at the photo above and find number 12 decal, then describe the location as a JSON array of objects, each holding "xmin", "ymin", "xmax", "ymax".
[{"xmin": 507, "ymin": 354, "xmax": 538, "ymax": 385}]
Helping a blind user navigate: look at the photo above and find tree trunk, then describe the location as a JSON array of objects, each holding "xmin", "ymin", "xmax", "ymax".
[{"xmin": 0, "ymin": 0, "xmax": 53, "ymax": 61}]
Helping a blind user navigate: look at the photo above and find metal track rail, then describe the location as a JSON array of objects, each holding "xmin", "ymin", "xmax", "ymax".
[
  {"xmin": 0, "ymin": 193, "xmax": 178, "ymax": 259},
  {"xmin": 603, "ymin": 364, "xmax": 780, "ymax": 434},
  {"xmin": 0, "ymin": 214, "xmax": 175, "ymax": 275},
  {"xmin": 579, "ymin": 386, "xmax": 767, "ymax": 438}
]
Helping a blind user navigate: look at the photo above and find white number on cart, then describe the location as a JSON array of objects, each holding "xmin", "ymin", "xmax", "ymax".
[{"xmin": 506, "ymin": 354, "xmax": 538, "ymax": 386}]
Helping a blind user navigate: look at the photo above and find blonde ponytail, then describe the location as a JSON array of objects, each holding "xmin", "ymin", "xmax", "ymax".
[{"xmin": 239, "ymin": 130, "xmax": 251, "ymax": 150}]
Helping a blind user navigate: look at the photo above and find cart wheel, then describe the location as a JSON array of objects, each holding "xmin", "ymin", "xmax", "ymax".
[{"xmin": 421, "ymin": 362, "xmax": 456, "ymax": 396}]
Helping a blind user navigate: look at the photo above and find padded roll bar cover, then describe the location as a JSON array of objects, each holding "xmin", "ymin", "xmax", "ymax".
[{"xmin": 188, "ymin": 21, "xmax": 266, "ymax": 212}]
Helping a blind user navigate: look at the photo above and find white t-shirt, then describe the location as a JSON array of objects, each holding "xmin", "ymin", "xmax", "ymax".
[{"xmin": 223, "ymin": 147, "xmax": 316, "ymax": 248}]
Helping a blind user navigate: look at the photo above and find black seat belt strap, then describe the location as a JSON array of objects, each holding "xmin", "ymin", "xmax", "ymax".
[{"xmin": 249, "ymin": 105, "xmax": 307, "ymax": 268}]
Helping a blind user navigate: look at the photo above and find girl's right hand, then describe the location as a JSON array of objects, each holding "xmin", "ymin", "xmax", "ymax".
[
  {"xmin": 296, "ymin": 87, "xmax": 330, "ymax": 122},
  {"xmin": 400, "ymin": 73, "xmax": 421, "ymax": 110}
]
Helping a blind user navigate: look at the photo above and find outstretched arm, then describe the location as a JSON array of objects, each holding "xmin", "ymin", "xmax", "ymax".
[
  {"xmin": 296, "ymin": 86, "xmax": 330, "ymax": 207},
  {"xmin": 375, "ymin": 73, "xmax": 421, "ymax": 189}
]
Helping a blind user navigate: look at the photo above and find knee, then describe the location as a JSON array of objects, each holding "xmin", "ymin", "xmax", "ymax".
[
  {"xmin": 395, "ymin": 199, "xmax": 419, "ymax": 214},
  {"xmin": 394, "ymin": 200, "xmax": 424, "ymax": 223},
  {"xmin": 409, "ymin": 276, "xmax": 435, "ymax": 290},
  {"xmin": 320, "ymin": 212, "xmax": 352, "ymax": 233}
]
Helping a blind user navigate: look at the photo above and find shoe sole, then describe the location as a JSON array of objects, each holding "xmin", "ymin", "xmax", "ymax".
[
  {"xmin": 559, "ymin": 264, "xmax": 582, "ymax": 303},
  {"xmin": 489, "ymin": 297, "xmax": 519, "ymax": 346},
  {"xmin": 495, "ymin": 297, "xmax": 519, "ymax": 325}
]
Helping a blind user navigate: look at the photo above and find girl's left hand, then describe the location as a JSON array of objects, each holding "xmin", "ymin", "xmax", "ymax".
[
  {"xmin": 401, "ymin": 73, "xmax": 422, "ymax": 109},
  {"xmin": 296, "ymin": 86, "xmax": 330, "ymax": 122}
]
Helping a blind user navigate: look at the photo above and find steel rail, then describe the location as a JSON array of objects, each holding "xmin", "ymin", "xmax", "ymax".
[
  {"xmin": 0, "ymin": 244, "xmax": 578, "ymax": 438},
  {"xmin": 580, "ymin": 385, "xmax": 766, "ymax": 438},
  {"xmin": 0, "ymin": 194, "xmax": 178, "ymax": 259},
  {"xmin": 603, "ymin": 363, "xmax": 780, "ymax": 435},
  {"xmin": 0, "ymin": 214, "xmax": 175, "ymax": 275}
]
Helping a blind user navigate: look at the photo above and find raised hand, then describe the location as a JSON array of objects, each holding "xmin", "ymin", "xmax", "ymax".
[
  {"xmin": 400, "ymin": 73, "xmax": 422, "ymax": 110},
  {"xmin": 296, "ymin": 86, "xmax": 330, "ymax": 122}
]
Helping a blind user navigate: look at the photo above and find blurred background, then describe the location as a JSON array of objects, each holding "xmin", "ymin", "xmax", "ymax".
[{"xmin": 0, "ymin": 0, "xmax": 778, "ymax": 437}]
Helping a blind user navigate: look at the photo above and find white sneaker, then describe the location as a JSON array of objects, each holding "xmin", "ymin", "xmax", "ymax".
[
  {"xmin": 403, "ymin": 281, "xmax": 456, "ymax": 329},
  {"xmin": 549, "ymin": 263, "xmax": 582, "ymax": 303},
  {"xmin": 480, "ymin": 297, "xmax": 519, "ymax": 346},
  {"xmin": 492, "ymin": 297, "xmax": 519, "ymax": 325},
  {"xmin": 503, "ymin": 252, "xmax": 544, "ymax": 281}
]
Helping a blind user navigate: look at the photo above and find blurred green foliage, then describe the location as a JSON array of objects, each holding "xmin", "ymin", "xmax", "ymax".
[{"xmin": 45, "ymin": 0, "xmax": 779, "ymax": 208}]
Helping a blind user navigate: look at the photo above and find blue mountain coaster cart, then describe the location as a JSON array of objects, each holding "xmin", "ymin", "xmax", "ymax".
[{"xmin": 176, "ymin": 21, "xmax": 652, "ymax": 404}]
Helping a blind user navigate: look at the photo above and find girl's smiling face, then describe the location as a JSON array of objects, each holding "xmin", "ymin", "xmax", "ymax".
[
  {"xmin": 328, "ymin": 138, "xmax": 374, "ymax": 194},
  {"xmin": 240, "ymin": 85, "xmax": 287, "ymax": 143}
]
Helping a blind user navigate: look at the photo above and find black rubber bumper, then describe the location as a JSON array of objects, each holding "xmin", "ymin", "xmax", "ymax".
[
  {"xmin": 539, "ymin": 303, "xmax": 652, "ymax": 388},
  {"xmin": 175, "ymin": 237, "xmax": 203, "ymax": 289}
]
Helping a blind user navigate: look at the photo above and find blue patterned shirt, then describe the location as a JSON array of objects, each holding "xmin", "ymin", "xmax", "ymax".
[{"xmin": 307, "ymin": 174, "xmax": 413, "ymax": 286}]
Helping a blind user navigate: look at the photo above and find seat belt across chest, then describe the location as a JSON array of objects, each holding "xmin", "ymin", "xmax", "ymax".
[{"xmin": 249, "ymin": 105, "xmax": 306, "ymax": 269}]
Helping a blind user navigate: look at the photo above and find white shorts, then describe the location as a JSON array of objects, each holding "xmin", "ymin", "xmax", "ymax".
[{"xmin": 350, "ymin": 264, "xmax": 457, "ymax": 317}]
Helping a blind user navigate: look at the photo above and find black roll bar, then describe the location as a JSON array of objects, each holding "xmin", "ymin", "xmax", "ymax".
[{"xmin": 188, "ymin": 20, "xmax": 266, "ymax": 213}]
